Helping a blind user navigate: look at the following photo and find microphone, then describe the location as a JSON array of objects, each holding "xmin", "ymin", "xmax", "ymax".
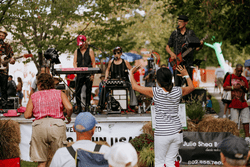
[
  {"xmin": 114, "ymin": 57, "xmax": 118, "ymax": 61},
  {"xmin": 176, "ymin": 25, "xmax": 179, "ymax": 29}
]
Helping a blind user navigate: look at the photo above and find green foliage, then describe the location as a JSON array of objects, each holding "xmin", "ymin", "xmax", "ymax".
[
  {"xmin": 2, "ymin": 0, "xmax": 140, "ymax": 69},
  {"xmin": 211, "ymin": 95, "xmax": 220, "ymax": 114},
  {"xmin": 185, "ymin": 95, "xmax": 205, "ymax": 124},
  {"xmin": 163, "ymin": 0, "xmax": 250, "ymax": 66},
  {"xmin": 21, "ymin": 160, "xmax": 38, "ymax": 167},
  {"xmin": 139, "ymin": 145, "xmax": 154, "ymax": 167},
  {"xmin": 129, "ymin": 133, "xmax": 154, "ymax": 152}
]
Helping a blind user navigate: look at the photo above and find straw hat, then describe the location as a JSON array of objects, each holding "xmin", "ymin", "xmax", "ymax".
[{"xmin": 0, "ymin": 27, "xmax": 8, "ymax": 37}]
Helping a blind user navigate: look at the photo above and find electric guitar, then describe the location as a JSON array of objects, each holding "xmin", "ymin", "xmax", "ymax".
[
  {"xmin": 0, "ymin": 54, "xmax": 33, "ymax": 71},
  {"xmin": 169, "ymin": 35, "xmax": 208, "ymax": 70}
]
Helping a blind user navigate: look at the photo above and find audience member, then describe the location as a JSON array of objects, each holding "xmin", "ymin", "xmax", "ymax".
[
  {"xmin": 223, "ymin": 64, "xmax": 249, "ymax": 144},
  {"xmin": 129, "ymin": 65, "xmax": 194, "ymax": 167},
  {"xmin": 50, "ymin": 112, "xmax": 110, "ymax": 167},
  {"xmin": 30, "ymin": 65, "xmax": 50, "ymax": 96},
  {"xmin": 16, "ymin": 77, "xmax": 23, "ymax": 106},
  {"xmin": 161, "ymin": 64, "xmax": 167, "ymax": 68},
  {"xmin": 206, "ymin": 94, "xmax": 212, "ymax": 113},
  {"xmin": 24, "ymin": 73, "xmax": 73, "ymax": 167},
  {"xmin": 98, "ymin": 74, "xmax": 105, "ymax": 98},
  {"xmin": 215, "ymin": 64, "xmax": 225, "ymax": 94},
  {"xmin": 218, "ymin": 135, "xmax": 250, "ymax": 167},
  {"xmin": 244, "ymin": 66, "xmax": 250, "ymax": 86},
  {"xmin": 7, "ymin": 75, "xmax": 16, "ymax": 97},
  {"xmin": 104, "ymin": 142, "xmax": 138, "ymax": 167},
  {"xmin": 143, "ymin": 67, "xmax": 155, "ymax": 87},
  {"xmin": 223, "ymin": 72, "xmax": 232, "ymax": 119}
]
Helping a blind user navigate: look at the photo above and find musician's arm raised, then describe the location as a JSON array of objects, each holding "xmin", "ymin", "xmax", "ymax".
[
  {"xmin": 125, "ymin": 60, "xmax": 132, "ymax": 70},
  {"xmin": 89, "ymin": 48, "xmax": 96, "ymax": 68},
  {"xmin": 105, "ymin": 60, "xmax": 112, "ymax": 80},
  {"xmin": 73, "ymin": 50, "xmax": 78, "ymax": 68}
]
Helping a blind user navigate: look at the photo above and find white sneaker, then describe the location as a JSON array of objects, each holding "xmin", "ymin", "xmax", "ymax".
[
  {"xmin": 228, "ymin": 114, "xmax": 231, "ymax": 120},
  {"xmin": 223, "ymin": 114, "xmax": 226, "ymax": 118}
]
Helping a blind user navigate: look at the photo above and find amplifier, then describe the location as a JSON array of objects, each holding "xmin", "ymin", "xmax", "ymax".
[
  {"xmin": 105, "ymin": 80, "xmax": 130, "ymax": 88},
  {"xmin": 0, "ymin": 97, "xmax": 19, "ymax": 109}
]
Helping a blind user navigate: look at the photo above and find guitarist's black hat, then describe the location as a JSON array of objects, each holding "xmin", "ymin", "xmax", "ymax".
[{"xmin": 177, "ymin": 15, "xmax": 188, "ymax": 21}]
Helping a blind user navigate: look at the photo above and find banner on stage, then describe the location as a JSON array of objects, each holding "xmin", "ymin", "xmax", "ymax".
[
  {"xmin": 19, "ymin": 121, "xmax": 145, "ymax": 161},
  {"xmin": 179, "ymin": 132, "xmax": 232, "ymax": 165}
]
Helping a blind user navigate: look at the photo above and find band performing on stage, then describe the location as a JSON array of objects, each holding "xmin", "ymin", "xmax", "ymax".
[
  {"xmin": 0, "ymin": 14, "xmax": 205, "ymax": 115},
  {"xmin": 46, "ymin": 16, "xmax": 205, "ymax": 115}
]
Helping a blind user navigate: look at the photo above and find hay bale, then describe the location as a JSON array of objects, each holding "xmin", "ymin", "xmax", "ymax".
[
  {"xmin": 141, "ymin": 122, "xmax": 154, "ymax": 137},
  {"xmin": 186, "ymin": 120, "xmax": 197, "ymax": 132},
  {"xmin": 0, "ymin": 120, "xmax": 21, "ymax": 159},
  {"xmin": 197, "ymin": 116, "xmax": 239, "ymax": 136}
]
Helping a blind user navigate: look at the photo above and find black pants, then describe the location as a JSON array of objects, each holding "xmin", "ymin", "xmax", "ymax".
[
  {"xmin": 75, "ymin": 75, "xmax": 93, "ymax": 109},
  {"xmin": 0, "ymin": 73, "xmax": 8, "ymax": 105},
  {"xmin": 174, "ymin": 66, "xmax": 193, "ymax": 86}
]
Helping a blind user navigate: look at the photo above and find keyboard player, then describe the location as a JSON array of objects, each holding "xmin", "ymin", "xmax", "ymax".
[
  {"xmin": 73, "ymin": 35, "xmax": 96, "ymax": 114},
  {"xmin": 100, "ymin": 46, "xmax": 138, "ymax": 109}
]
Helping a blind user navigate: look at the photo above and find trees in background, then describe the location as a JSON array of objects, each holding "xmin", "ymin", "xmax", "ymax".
[
  {"xmin": 1, "ymin": 0, "xmax": 249, "ymax": 69},
  {"xmin": 164, "ymin": 0, "xmax": 250, "ymax": 67},
  {"xmin": 2, "ymin": 0, "xmax": 140, "ymax": 69}
]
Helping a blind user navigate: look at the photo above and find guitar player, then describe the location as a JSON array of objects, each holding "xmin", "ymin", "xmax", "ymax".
[
  {"xmin": 0, "ymin": 27, "xmax": 15, "ymax": 109},
  {"xmin": 166, "ymin": 15, "xmax": 204, "ymax": 86}
]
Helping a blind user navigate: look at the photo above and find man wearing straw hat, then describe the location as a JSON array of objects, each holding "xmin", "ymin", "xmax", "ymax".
[{"xmin": 0, "ymin": 27, "xmax": 15, "ymax": 109}]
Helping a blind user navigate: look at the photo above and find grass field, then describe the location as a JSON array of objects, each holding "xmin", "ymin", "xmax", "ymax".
[
  {"xmin": 211, "ymin": 95, "xmax": 220, "ymax": 114},
  {"xmin": 21, "ymin": 161, "xmax": 37, "ymax": 167}
]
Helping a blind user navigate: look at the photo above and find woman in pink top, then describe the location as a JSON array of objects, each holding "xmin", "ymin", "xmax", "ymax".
[{"xmin": 24, "ymin": 73, "xmax": 73, "ymax": 167}]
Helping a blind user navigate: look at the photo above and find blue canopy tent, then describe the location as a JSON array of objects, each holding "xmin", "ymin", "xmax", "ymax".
[
  {"xmin": 244, "ymin": 59, "xmax": 250, "ymax": 67},
  {"xmin": 121, "ymin": 52, "xmax": 143, "ymax": 62}
]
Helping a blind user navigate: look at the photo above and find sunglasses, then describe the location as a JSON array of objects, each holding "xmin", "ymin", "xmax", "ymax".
[{"xmin": 114, "ymin": 52, "xmax": 121, "ymax": 55}]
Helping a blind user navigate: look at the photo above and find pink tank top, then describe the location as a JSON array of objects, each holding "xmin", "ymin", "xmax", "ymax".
[{"xmin": 31, "ymin": 89, "xmax": 64, "ymax": 120}]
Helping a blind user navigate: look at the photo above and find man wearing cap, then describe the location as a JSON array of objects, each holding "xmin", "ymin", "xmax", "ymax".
[
  {"xmin": 166, "ymin": 15, "xmax": 204, "ymax": 86},
  {"xmin": 218, "ymin": 135, "xmax": 250, "ymax": 167},
  {"xmin": 0, "ymin": 27, "xmax": 15, "ymax": 108},
  {"xmin": 50, "ymin": 112, "xmax": 110, "ymax": 167},
  {"xmin": 73, "ymin": 35, "xmax": 96, "ymax": 114}
]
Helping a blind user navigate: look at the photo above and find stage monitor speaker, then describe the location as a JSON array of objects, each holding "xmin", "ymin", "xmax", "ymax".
[
  {"xmin": 0, "ymin": 97, "xmax": 19, "ymax": 109},
  {"xmin": 113, "ymin": 89, "xmax": 128, "ymax": 110}
]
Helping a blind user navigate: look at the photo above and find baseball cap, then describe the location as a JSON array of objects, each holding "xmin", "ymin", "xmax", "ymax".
[
  {"xmin": 177, "ymin": 15, "xmax": 188, "ymax": 21},
  {"xmin": 218, "ymin": 135, "xmax": 249, "ymax": 160},
  {"xmin": 74, "ymin": 112, "xmax": 97, "ymax": 132},
  {"xmin": 77, "ymin": 35, "xmax": 87, "ymax": 46},
  {"xmin": 104, "ymin": 142, "xmax": 138, "ymax": 167}
]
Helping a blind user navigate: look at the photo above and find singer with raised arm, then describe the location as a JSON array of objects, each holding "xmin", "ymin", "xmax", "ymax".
[
  {"xmin": 100, "ymin": 46, "xmax": 138, "ymax": 109},
  {"xmin": 0, "ymin": 27, "xmax": 15, "ymax": 109},
  {"xmin": 166, "ymin": 15, "xmax": 204, "ymax": 86},
  {"xmin": 73, "ymin": 35, "xmax": 96, "ymax": 114}
]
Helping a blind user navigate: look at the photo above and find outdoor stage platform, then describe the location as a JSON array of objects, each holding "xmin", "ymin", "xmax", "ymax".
[{"xmin": 0, "ymin": 112, "xmax": 152, "ymax": 161}]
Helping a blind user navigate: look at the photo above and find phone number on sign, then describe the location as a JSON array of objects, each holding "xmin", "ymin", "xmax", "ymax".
[{"xmin": 188, "ymin": 160, "xmax": 222, "ymax": 165}]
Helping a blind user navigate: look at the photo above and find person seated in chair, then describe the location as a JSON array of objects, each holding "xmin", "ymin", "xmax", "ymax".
[{"xmin": 99, "ymin": 46, "xmax": 138, "ymax": 109}]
